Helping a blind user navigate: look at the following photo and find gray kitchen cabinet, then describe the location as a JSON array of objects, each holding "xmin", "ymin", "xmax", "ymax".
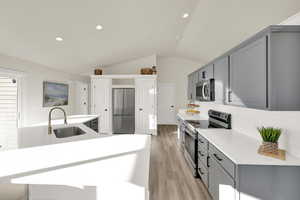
[
  {"xmin": 199, "ymin": 64, "xmax": 214, "ymax": 81},
  {"xmin": 192, "ymin": 71, "xmax": 198, "ymax": 101},
  {"xmin": 209, "ymin": 157, "xmax": 235, "ymax": 200},
  {"xmin": 188, "ymin": 26, "xmax": 300, "ymax": 110},
  {"xmin": 187, "ymin": 71, "xmax": 198, "ymax": 101},
  {"xmin": 214, "ymin": 56, "xmax": 229, "ymax": 104},
  {"xmin": 229, "ymin": 36, "xmax": 267, "ymax": 109},
  {"xmin": 187, "ymin": 73, "xmax": 193, "ymax": 100},
  {"xmin": 268, "ymin": 31, "xmax": 300, "ymax": 110}
]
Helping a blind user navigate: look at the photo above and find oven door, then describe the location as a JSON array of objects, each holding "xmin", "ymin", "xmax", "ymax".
[{"xmin": 184, "ymin": 128, "xmax": 197, "ymax": 168}]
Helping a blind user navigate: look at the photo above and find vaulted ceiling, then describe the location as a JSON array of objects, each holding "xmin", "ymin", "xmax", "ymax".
[{"xmin": 0, "ymin": 0, "xmax": 300, "ymax": 74}]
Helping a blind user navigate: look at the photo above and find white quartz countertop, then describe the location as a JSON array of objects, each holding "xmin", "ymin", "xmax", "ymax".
[
  {"xmin": 27, "ymin": 115, "xmax": 99, "ymax": 127},
  {"xmin": 0, "ymin": 135, "xmax": 151, "ymax": 188},
  {"xmin": 177, "ymin": 109, "xmax": 208, "ymax": 121},
  {"xmin": 19, "ymin": 115, "xmax": 100, "ymax": 148},
  {"xmin": 197, "ymin": 129, "xmax": 300, "ymax": 166}
]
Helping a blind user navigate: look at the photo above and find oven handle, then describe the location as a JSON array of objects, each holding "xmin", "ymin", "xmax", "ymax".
[{"xmin": 202, "ymin": 82, "xmax": 208, "ymax": 99}]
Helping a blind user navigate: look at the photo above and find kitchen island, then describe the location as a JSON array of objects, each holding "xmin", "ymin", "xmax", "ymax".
[
  {"xmin": 0, "ymin": 134, "xmax": 151, "ymax": 200},
  {"xmin": 19, "ymin": 115, "xmax": 100, "ymax": 148}
]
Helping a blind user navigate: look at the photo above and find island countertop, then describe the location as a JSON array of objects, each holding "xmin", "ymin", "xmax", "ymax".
[
  {"xmin": 19, "ymin": 115, "xmax": 101, "ymax": 148},
  {"xmin": 0, "ymin": 135, "xmax": 151, "ymax": 187}
]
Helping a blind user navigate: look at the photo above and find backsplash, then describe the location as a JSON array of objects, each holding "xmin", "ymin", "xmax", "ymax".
[{"xmin": 195, "ymin": 101, "xmax": 300, "ymax": 157}]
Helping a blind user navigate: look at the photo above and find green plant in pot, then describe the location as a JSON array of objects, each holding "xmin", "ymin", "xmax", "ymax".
[{"xmin": 257, "ymin": 127, "xmax": 282, "ymax": 154}]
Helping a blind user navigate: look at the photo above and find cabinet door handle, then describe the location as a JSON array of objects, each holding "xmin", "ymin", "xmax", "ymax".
[
  {"xmin": 213, "ymin": 153, "xmax": 223, "ymax": 162},
  {"xmin": 207, "ymin": 156, "xmax": 210, "ymax": 168},
  {"xmin": 228, "ymin": 91, "xmax": 232, "ymax": 102},
  {"xmin": 139, "ymin": 108, "xmax": 143, "ymax": 111},
  {"xmin": 199, "ymin": 151, "xmax": 204, "ymax": 157},
  {"xmin": 198, "ymin": 168, "xmax": 204, "ymax": 175},
  {"xmin": 104, "ymin": 109, "xmax": 108, "ymax": 111},
  {"xmin": 170, "ymin": 105, "xmax": 174, "ymax": 108},
  {"xmin": 199, "ymin": 139, "xmax": 204, "ymax": 144}
]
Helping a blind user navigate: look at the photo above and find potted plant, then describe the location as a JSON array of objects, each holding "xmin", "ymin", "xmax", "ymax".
[{"xmin": 257, "ymin": 127, "xmax": 282, "ymax": 154}]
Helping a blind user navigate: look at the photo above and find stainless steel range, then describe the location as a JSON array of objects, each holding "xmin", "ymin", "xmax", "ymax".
[{"xmin": 183, "ymin": 110, "xmax": 231, "ymax": 177}]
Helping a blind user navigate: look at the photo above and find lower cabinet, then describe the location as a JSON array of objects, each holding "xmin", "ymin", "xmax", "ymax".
[
  {"xmin": 208, "ymin": 157, "xmax": 235, "ymax": 200},
  {"xmin": 198, "ymin": 132, "xmax": 236, "ymax": 200}
]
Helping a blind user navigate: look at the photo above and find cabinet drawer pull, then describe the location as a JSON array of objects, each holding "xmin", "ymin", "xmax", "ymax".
[
  {"xmin": 199, "ymin": 139, "xmax": 204, "ymax": 144},
  {"xmin": 213, "ymin": 153, "xmax": 223, "ymax": 161},
  {"xmin": 199, "ymin": 151, "xmax": 204, "ymax": 157}
]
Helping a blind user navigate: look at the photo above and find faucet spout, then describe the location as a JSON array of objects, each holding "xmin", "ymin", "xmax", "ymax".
[{"xmin": 48, "ymin": 107, "xmax": 68, "ymax": 135}]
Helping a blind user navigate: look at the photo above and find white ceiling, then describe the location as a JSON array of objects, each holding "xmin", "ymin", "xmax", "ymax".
[
  {"xmin": 0, "ymin": 0, "xmax": 300, "ymax": 74},
  {"xmin": 0, "ymin": 0, "xmax": 198, "ymax": 73},
  {"xmin": 176, "ymin": 0, "xmax": 300, "ymax": 63}
]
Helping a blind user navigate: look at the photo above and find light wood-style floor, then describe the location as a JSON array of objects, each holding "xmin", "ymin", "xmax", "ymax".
[{"xmin": 149, "ymin": 125, "xmax": 211, "ymax": 200}]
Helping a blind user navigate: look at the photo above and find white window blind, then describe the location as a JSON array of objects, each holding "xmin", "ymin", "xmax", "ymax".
[{"xmin": 0, "ymin": 77, "xmax": 18, "ymax": 150}]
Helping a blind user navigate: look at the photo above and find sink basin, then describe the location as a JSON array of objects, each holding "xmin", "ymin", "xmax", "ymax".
[{"xmin": 53, "ymin": 127, "xmax": 86, "ymax": 138}]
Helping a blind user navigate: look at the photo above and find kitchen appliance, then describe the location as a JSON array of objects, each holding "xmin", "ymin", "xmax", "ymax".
[
  {"xmin": 196, "ymin": 79, "xmax": 215, "ymax": 101},
  {"xmin": 183, "ymin": 110, "xmax": 231, "ymax": 177},
  {"xmin": 112, "ymin": 88, "xmax": 135, "ymax": 134}
]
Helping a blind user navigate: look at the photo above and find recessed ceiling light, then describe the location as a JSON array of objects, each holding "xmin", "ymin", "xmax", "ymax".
[
  {"xmin": 55, "ymin": 37, "xmax": 63, "ymax": 41},
  {"xmin": 182, "ymin": 13, "xmax": 189, "ymax": 19},
  {"xmin": 96, "ymin": 25, "xmax": 103, "ymax": 30}
]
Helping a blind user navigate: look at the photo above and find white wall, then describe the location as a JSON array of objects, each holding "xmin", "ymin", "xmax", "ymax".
[
  {"xmin": 156, "ymin": 56, "xmax": 201, "ymax": 112},
  {"xmin": 94, "ymin": 55, "xmax": 157, "ymax": 75},
  {"xmin": 0, "ymin": 53, "xmax": 87, "ymax": 126},
  {"xmin": 0, "ymin": 54, "xmax": 87, "ymax": 200},
  {"xmin": 87, "ymin": 55, "xmax": 201, "ymax": 115},
  {"xmin": 194, "ymin": 102, "xmax": 300, "ymax": 158}
]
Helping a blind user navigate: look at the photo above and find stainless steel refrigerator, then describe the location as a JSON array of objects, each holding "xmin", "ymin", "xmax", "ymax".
[{"xmin": 112, "ymin": 88, "xmax": 135, "ymax": 134}]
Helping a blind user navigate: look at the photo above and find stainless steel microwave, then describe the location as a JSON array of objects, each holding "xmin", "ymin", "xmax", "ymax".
[{"xmin": 196, "ymin": 79, "xmax": 215, "ymax": 101}]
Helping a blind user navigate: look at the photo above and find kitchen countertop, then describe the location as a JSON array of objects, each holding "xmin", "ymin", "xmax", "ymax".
[
  {"xmin": 19, "ymin": 115, "xmax": 100, "ymax": 148},
  {"xmin": 0, "ymin": 135, "xmax": 150, "ymax": 190},
  {"xmin": 197, "ymin": 128, "xmax": 300, "ymax": 166},
  {"xmin": 177, "ymin": 109, "xmax": 208, "ymax": 121},
  {"xmin": 27, "ymin": 115, "xmax": 99, "ymax": 127}
]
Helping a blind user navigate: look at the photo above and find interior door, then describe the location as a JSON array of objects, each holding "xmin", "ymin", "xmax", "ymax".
[
  {"xmin": 92, "ymin": 78, "xmax": 112, "ymax": 133},
  {"xmin": 135, "ymin": 78, "xmax": 156, "ymax": 135},
  {"xmin": 158, "ymin": 83, "xmax": 176, "ymax": 124}
]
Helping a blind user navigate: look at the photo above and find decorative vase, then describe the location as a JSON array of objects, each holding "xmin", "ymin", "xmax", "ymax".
[{"xmin": 260, "ymin": 142, "xmax": 278, "ymax": 154}]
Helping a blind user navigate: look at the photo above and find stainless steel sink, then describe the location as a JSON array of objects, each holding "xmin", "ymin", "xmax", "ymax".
[{"xmin": 53, "ymin": 127, "xmax": 86, "ymax": 138}]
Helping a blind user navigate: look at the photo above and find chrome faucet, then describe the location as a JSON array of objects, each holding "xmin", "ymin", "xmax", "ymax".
[{"xmin": 48, "ymin": 107, "xmax": 68, "ymax": 135}]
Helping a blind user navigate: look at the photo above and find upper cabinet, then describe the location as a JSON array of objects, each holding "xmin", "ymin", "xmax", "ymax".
[
  {"xmin": 214, "ymin": 57, "xmax": 229, "ymax": 104},
  {"xmin": 229, "ymin": 36, "xmax": 267, "ymax": 109},
  {"xmin": 188, "ymin": 25, "xmax": 300, "ymax": 111},
  {"xmin": 268, "ymin": 31, "xmax": 300, "ymax": 110},
  {"xmin": 187, "ymin": 71, "xmax": 198, "ymax": 101},
  {"xmin": 199, "ymin": 64, "xmax": 214, "ymax": 81}
]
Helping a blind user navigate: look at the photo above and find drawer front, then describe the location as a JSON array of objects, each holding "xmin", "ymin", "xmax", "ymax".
[
  {"xmin": 198, "ymin": 133, "xmax": 208, "ymax": 151},
  {"xmin": 198, "ymin": 159, "xmax": 208, "ymax": 188},
  {"xmin": 209, "ymin": 144, "xmax": 235, "ymax": 178},
  {"xmin": 198, "ymin": 145, "xmax": 208, "ymax": 167}
]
